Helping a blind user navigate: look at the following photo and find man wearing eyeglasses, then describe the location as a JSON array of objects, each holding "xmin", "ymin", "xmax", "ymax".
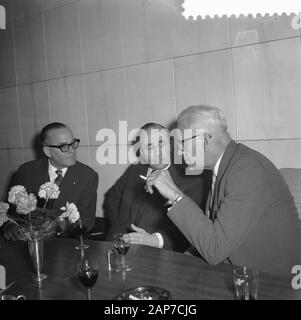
[
  {"xmin": 3, "ymin": 122, "xmax": 99, "ymax": 241},
  {"xmin": 145, "ymin": 106, "xmax": 298, "ymax": 275},
  {"xmin": 105, "ymin": 123, "xmax": 210, "ymax": 252}
]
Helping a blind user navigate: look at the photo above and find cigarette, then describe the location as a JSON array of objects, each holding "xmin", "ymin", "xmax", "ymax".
[
  {"xmin": 139, "ymin": 175, "xmax": 147, "ymax": 181},
  {"xmin": 89, "ymin": 232, "xmax": 103, "ymax": 236}
]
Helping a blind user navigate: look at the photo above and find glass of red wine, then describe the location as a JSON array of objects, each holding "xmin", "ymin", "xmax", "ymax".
[
  {"xmin": 78, "ymin": 259, "xmax": 99, "ymax": 300},
  {"xmin": 75, "ymin": 219, "xmax": 89, "ymax": 250},
  {"xmin": 112, "ymin": 233, "xmax": 132, "ymax": 272}
]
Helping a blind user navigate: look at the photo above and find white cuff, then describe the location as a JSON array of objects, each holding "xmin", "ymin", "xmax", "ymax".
[
  {"xmin": 167, "ymin": 195, "xmax": 184, "ymax": 212},
  {"xmin": 153, "ymin": 232, "xmax": 164, "ymax": 248}
]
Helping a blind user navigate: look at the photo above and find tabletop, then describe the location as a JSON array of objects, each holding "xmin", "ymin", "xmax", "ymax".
[{"xmin": 0, "ymin": 237, "xmax": 300, "ymax": 300}]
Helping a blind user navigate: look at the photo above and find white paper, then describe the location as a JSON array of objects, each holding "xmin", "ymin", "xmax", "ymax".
[
  {"xmin": 181, "ymin": 0, "xmax": 301, "ymax": 19},
  {"xmin": 0, "ymin": 265, "xmax": 6, "ymax": 289}
]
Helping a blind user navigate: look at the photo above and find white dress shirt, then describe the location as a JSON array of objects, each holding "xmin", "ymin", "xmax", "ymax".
[
  {"xmin": 48, "ymin": 160, "xmax": 68, "ymax": 183},
  {"xmin": 146, "ymin": 163, "xmax": 171, "ymax": 249},
  {"xmin": 208, "ymin": 152, "xmax": 224, "ymax": 217}
]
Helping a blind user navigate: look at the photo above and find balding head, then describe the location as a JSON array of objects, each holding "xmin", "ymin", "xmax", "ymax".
[
  {"xmin": 178, "ymin": 105, "xmax": 228, "ymax": 136},
  {"xmin": 177, "ymin": 105, "xmax": 232, "ymax": 171}
]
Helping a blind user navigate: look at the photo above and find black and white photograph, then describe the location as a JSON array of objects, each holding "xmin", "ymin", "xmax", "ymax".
[{"xmin": 0, "ymin": 0, "xmax": 300, "ymax": 304}]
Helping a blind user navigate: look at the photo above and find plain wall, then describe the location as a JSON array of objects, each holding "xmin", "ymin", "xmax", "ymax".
[{"xmin": 0, "ymin": 0, "xmax": 300, "ymax": 216}]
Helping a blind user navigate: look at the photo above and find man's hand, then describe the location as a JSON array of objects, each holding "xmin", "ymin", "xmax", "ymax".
[
  {"xmin": 3, "ymin": 223, "xmax": 27, "ymax": 241},
  {"xmin": 123, "ymin": 224, "xmax": 159, "ymax": 248},
  {"xmin": 145, "ymin": 170, "xmax": 184, "ymax": 201}
]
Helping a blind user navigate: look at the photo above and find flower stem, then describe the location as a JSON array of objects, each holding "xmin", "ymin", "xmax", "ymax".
[
  {"xmin": 29, "ymin": 211, "xmax": 33, "ymax": 236},
  {"xmin": 7, "ymin": 215, "xmax": 20, "ymax": 227},
  {"xmin": 43, "ymin": 196, "xmax": 49, "ymax": 210},
  {"xmin": 44, "ymin": 218, "xmax": 58, "ymax": 232},
  {"xmin": 87, "ymin": 288, "xmax": 92, "ymax": 300}
]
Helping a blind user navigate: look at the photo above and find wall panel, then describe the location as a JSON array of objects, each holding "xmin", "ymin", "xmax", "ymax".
[{"xmin": 0, "ymin": 1, "xmax": 300, "ymax": 217}]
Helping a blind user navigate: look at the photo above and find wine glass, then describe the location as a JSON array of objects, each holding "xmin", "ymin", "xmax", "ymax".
[
  {"xmin": 78, "ymin": 259, "xmax": 99, "ymax": 300},
  {"xmin": 74, "ymin": 220, "xmax": 89, "ymax": 250},
  {"xmin": 112, "ymin": 233, "xmax": 132, "ymax": 272}
]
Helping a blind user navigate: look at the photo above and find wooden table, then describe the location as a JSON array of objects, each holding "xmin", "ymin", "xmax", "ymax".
[{"xmin": 0, "ymin": 237, "xmax": 300, "ymax": 300}]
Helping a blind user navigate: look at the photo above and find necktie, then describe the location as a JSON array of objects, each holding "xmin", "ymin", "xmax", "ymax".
[
  {"xmin": 205, "ymin": 172, "xmax": 216, "ymax": 219},
  {"xmin": 54, "ymin": 169, "xmax": 63, "ymax": 186},
  {"xmin": 209, "ymin": 172, "xmax": 216, "ymax": 212}
]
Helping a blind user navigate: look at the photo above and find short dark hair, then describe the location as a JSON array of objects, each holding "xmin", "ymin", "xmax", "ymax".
[
  {"xmin": 134, "ymin": 123, "xmax": 166, "ymax": 144},
  {"xmin": 140, "ymin": 122, "xmax": 166, "ymax": 132},
  {"xmin": 40, "ymin": 122, "xmax": 68, "ymax": 145}
]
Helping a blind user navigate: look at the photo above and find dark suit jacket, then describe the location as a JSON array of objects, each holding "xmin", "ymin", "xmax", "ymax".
[
  {"xmin": 168, "ymin": 140, "xmax": 299, "ymax": 275},
  {"xmin": 105, "ymin": 163, "xmax": 210, "ymax": 252},
  {"xmin": 7, "ymin": 157, "xmax": 99, "ymax": 236}
]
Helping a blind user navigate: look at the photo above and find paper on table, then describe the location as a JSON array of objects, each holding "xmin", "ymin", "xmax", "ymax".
[
  {"xmin": 128, "ymin": 294, "xmax": 152, "ymax": 300},
  {"xmin": 0, "ymin": 281, "xmax": 15, "ymax": 295},
  {"xmin": 0, "ymin": 265, "xmax": 5, "ymax": 289}
]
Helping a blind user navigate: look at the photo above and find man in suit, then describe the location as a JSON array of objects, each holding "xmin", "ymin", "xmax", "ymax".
[
  {"xmin": 145, "ymin": 106, "xmax": 299, "ymax": 275},
  {"xmin": 3, "ymin": 122, "xmax": 99, "ymax": 240},
  {"xmin": 105, "ymin": 123, "xmax": 210, "ymax": 252}
]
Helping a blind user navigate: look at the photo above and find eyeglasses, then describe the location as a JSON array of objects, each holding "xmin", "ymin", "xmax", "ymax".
[
  {"xmin": 179, "ymin": 132, "xmax": 212, "ymax": 148},
  {"xmin": 46, "ymin": 139, "xmax": 80, "ymax": 153}
]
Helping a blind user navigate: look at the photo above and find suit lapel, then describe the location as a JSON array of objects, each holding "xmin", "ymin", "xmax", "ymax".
[
  {"xmin": 211, "ymin": 140, "xmax": 239, "ymax": 221},
  {"xmin": 36, "ymin": 158, "xmax": 50, "ymax": 186}
]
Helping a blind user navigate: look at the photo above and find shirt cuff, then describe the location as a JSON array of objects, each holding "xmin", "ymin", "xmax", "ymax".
[
  {"xmin": 153, "ymin": 232, "xmax": 164, "ymax": 248},
  {"xmin": 167, "ymin": 195, "xmax": 184, "ymax": 212}
]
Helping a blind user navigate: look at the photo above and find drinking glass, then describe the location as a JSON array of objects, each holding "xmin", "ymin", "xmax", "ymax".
[
  {"xmin": 233, "ymin": 266, "xmax": 259, "ymax": 300},
  {"xmin": 75, "ymin": 220, "xmax": 89, "ymax": 250},
  {"xmin": 112, "ymin": 233, "xmax": 132, "ymax": 272},
  {"xmin": 78, "ymin": 259, "xmax": 99, "ymax": 300}
]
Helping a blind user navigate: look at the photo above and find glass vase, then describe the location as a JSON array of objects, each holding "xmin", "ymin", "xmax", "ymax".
[{"xmin": 28, "ymin": 238, "xmax": 47, "ymax": 282}]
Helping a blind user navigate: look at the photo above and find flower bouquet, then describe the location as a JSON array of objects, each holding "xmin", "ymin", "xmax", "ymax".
[
  {"xmin": 0, "ymin": 182, "xmax": 80, "ymax": 241},
  {"xmin": 0, "ymin": 182, "xmax": 82, "ymax": 282}
]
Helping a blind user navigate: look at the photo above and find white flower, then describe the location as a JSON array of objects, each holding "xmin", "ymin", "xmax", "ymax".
[
  {"xmin": 235, "ymin": 278, "xmax": 245, "ymax": 286},
  {"xmin": 28, "ymin": 194, "xmax": 38, "ymax": 212},
  {"xmin": 0, "ymin": 201, "xmax": 9, "ymax": 213},
  {"xmin": 16, "ymin": 193, "xmax": 37, "ymax": 215},
  {"xmin": 38, "ymin": 182, "xmax": 60, "ymax": 200},
  {"xmin": 60, "ymin": 202, "xmax": 80, "ymax": 224},
  {"xmin": 0, "ymin": 202, "xmax": 9, "ymax": 227},
  {"xmin": 8, "ymin": 185, "xmax": 27, "ymax": 204},
  {"xmin": 0, "ymin": 212, "xmax": 8, "ymax": 227}
]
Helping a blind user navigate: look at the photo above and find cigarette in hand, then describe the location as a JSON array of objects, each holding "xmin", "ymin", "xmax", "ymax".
[{"xmin": 139, "ymin": 175, "xmax": 147, "ymax": 181}]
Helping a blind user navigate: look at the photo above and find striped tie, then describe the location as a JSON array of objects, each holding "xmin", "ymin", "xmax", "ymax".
[
  {"xmin": 54, "ymin": 169, "xmax": 63, "ymax": 186},
  {"xmin": 209, "ymin": 172, "xmax": 217, "ymax": 212}
]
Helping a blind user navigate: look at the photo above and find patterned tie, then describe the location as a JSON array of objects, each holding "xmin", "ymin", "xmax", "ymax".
[
  {"xmin": 209, "ymin": 172, "xmax": 217, "ymax": 212},
  {"xmin": 54, "ymin": 169, "xmax": 63, "ymax": 186},
  {"xmin": 205, "ymin": 172, "xmax": 216, "ymax": 219}
]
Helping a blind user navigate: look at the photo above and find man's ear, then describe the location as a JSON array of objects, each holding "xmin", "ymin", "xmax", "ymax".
[
  {"xmin": 139, "ymin": 149, "xmax": 148, "ymax": 164},
  {"xmin": 203, "ymin": 132, "xmax": 212, "ymax": 152},
  {"xmin": 43, "ymin": 146, "xmax": 50, "ymax": 158}
]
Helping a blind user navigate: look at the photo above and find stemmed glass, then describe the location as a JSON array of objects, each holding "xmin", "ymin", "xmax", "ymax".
[
  {"xmin": 78, "ymin": 259, "xmax": 99, "ymax": 300},
  {"xmin": 113, "ymin": 233, "xmax": 132, "ymax": 272},
  {"xmin": 74, "ymin": 219, "xmax": 89, "ymax": 250}
]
